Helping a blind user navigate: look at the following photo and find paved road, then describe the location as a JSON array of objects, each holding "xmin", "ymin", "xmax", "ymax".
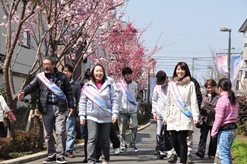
[{"xmin": 23, "ymin": 121, "xmax": 214, "ymax": 164}]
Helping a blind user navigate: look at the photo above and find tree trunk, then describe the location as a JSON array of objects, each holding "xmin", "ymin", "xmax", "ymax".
[{"xmin": 3, "ymin": 56, "xmax": 17, "ymax": 110}]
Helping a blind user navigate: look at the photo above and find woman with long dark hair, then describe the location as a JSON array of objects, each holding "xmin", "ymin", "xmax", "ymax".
[
  {"xmin": 163, "ymin": 62, "xmax": 199, "ymax": 164},
  {"xmin": 211, "ymin": 78, "xmax": 239, "ymax": 164}
]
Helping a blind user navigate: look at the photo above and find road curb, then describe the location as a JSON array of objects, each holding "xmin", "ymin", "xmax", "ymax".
[{"xmin": 0, "ymin": 121, "xmax": 152, "ymax": 164}]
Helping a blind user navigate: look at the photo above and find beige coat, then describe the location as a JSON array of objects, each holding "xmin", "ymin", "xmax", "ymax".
[{"xmin": 164, "ymin": 77, "xmax": 199, "ymax": 132}]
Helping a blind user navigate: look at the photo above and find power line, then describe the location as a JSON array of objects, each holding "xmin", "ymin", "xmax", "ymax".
[{"xmin": 154, "ymin": 56, "xmax": 214, "ymax": 58}]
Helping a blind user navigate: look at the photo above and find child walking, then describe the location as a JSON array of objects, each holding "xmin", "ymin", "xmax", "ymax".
[{"xmin": 211, "ymin": 78, "xmax": 239, "ymax": 164}]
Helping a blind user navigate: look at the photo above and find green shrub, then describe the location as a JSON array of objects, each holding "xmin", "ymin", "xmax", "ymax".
[
  {"xmin": 137, "ymin": 112, "xmax": 147, "ymax": 125},
  {"xmin": 13, "ymin": 106, "xmax": 31, "ymax": 130},
  {"xmin": 8, "ymin": 152, "xmax": 33, "ymax": 159},
  {"xmin": 237, "ymin": 97, "xmax": 247, "ymax": 136},
  {"xmin": 12, "ymin": 130, "xmax": 39, "ymax": 152},
  {"xmin": 0, "ymin": 130, "xmax": 40, "ymax": 160},
  {"xmin": 0, "ymin": 138, "xmax": 12, "ymax": 159}
]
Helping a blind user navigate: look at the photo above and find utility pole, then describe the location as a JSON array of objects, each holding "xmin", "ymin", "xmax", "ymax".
[
  {"xmin": 192, "ymin": 57, "xmax": 197, "ymax": 77},
  {"xmin": 220, "ymin": 27, "xmax": 231, "ymax": 79}
]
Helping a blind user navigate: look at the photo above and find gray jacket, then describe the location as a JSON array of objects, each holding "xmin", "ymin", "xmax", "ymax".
[
  {"xmin": 117, "ymin": 80, "xmax": 138, "ymax": 114},
  {"xmin": 201, "ymin": 92, "xmax": 220, "ymax": 126},
  {"xmin": 78, "ymin": 79, "xmax": 119, "ymax": 123}
]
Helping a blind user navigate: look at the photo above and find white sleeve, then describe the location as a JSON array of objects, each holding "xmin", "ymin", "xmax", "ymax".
[{"xmin": 0, "ymin": 95, "xmax": 10, "ymax": 113}]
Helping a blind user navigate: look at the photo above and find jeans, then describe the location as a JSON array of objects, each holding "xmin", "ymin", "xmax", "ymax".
[
  {"xmin": 218, "ymin": 129, "xmax": 236, "ymax": 164},
  {"xmin": 65, "ymin": 116, "xmax": 76, "ymax": 153}
]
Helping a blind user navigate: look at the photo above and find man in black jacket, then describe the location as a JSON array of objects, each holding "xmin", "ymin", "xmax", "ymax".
[{"xmin": 18, "ymin": 56, "xmax": 74, "ymax": 164}]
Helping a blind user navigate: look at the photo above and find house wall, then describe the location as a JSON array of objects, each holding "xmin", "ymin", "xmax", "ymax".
[
  {"xmin": 238, "ymin": 19, "xmax": 247, "ymax": 92},
  {"xmin": 243, "ymin": 31, "xmax": 247, "ymax": 61},
  {"xmin": 0, "ymin": 9, "xmax": 37, "ymax": 93}
]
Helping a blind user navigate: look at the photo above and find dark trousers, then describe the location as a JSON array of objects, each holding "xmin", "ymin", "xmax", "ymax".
[
  {"xmin": 96, "ymin": 124, "xmax": 120, "ymax": 159},
  {"xmin": 82, "ymin": 122, "xmax": 88, "ymax": 161},
  {"xmin": 0, "ymin": 122, "xmax": 6, "ymax": 137},
  {"xmin": 110, "ymin": 124, "xmax": 120, "ymax": 149},
  {"xmin": 198, "ymin": 124, "xmax": 217, "ymax": 156},
  {"xmin": 170, "ymin": 130, "xmax": 188, "ymax": 164}
]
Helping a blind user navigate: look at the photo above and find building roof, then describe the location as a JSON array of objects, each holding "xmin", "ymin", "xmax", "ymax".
[{"xmin": 239, "ymin": 19, "xmax": 247, "ymax": 33}]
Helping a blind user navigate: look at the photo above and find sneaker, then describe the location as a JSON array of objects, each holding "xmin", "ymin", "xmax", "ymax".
[
  {"xmin": 65, "ymin": 151, "xmax": 75, "ymax": 158},
  {"xmin": 120, "ymin": 148, "xmax": 125, "ymax": 153},
  {"xmin": 154, "ymin": 150, "xmax": 159, "ymax": 155},
  {"xmin": 187, "ymin": 155, "xmax": 193, "ymax": 164},
  {"xmin": 82, "ymin": 159, "xmax": 87, "ymax": 163},
  {"xmin": 208, "ymin": 155, "xmax": 215, "ymax": 159},
  {"xmin": 87, "ymin": 160, "xmax": 95, "ymax": 164},
  {"xmin": 43, "ymin": 157, "xmax": 56, "ymax": 164},
  {"xmin": 56, "ymin": 157, "xmax": 68, "ymax": 164},
  {"xmin": 132, "ymin": 146, "xmax": 139, "ymax": 152},
  {"xmin": 114, "ymin": 148, "xmax": 120, "ymax": 155},
  {"xmin": 159, "ymin": 151, "xmax": 167, "ymax": 156},
  {"xmin": 195, "ymin": 151, "xmax": 204, "ymax": 159},
  {"xmin": 102, "ymin": 159, "xmax": 109, "ymax": 164},
  {"xmin": 168, "ymin": 154, "xmax": 177, "ymax": 163},
  {"xmin": 120, "ymin": 145, "xmax": 127, "ymax": 153}
]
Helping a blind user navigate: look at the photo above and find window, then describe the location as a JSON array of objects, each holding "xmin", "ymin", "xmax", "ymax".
[
  {"xmin": 21, "ymin": 31, "xmax": 30, "ymax": 49},
  {"xmin": 245, "ymin": 70, "xmax": 247, "ymax": 78},
  {"xmin": 0, "ymin": 53, "xmax": 5, "ymax": 65}
]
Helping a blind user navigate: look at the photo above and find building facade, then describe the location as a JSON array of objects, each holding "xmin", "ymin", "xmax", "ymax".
[{"xmin": 238, "ymin": 19, "xmax": 247, "ymax": 92}]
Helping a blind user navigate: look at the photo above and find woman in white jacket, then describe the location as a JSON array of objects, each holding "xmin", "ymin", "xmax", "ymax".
[{"xmin": 163, "ymin": 62, "xmax": 199, "ymax": 164}]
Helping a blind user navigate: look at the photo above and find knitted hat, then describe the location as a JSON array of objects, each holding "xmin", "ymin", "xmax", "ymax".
[{"xmin": 156, "ymin": 70, "xmax": 167, "ymax": 85}]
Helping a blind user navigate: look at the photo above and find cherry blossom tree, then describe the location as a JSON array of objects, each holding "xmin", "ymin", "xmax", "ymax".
[
  {"xmin": 0, "ymin": 0, "xmax": 125, "ymax": 108},
  {"xmin": 90, "ymin": 22, "xmax": 159, "ymax": 90},
  {"xmin": 0, "ymin": 0, "xmax": 38, "ymax": 108}
]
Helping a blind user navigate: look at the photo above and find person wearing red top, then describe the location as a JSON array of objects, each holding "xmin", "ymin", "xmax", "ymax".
[{"xmin": 211, "ymin": 78, "xmax": 239, "ymax": 164}]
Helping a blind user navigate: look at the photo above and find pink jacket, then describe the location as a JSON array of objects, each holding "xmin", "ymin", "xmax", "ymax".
[{"xmin": 211, "ymin": 91, "xmax": 239, "ymax": 137}]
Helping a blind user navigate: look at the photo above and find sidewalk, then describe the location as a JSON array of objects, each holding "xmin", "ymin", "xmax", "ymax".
[
  {"xmin": 0, "ymin": 121, "xmax": 152, "ymax": 164},
  {"xmin": 1, "ymin": 120, "xmax": 215, "ymax": 164}
]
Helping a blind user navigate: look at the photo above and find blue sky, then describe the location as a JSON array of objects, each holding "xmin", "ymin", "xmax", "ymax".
[{"xmin": 124, "ymin": 0, "xmax": 247, "ymax": 84}]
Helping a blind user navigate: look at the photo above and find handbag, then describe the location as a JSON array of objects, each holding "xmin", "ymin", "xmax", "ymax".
[
  {"xmin": 196, "ymin": 114, "xmax": 207, "ymax": 128},
  {"xmin": 157, "ymin": 124, "xmax": 172, "ymax": 151}
]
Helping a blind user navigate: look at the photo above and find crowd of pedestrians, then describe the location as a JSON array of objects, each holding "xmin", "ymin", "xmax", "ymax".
[
  {"xmin": 150, "ymin": 62, "xmax": 238, "ymax": 164},
  {"xmin": 10, "ymin": 56, "xmax": 239, "ymax": 164}
]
